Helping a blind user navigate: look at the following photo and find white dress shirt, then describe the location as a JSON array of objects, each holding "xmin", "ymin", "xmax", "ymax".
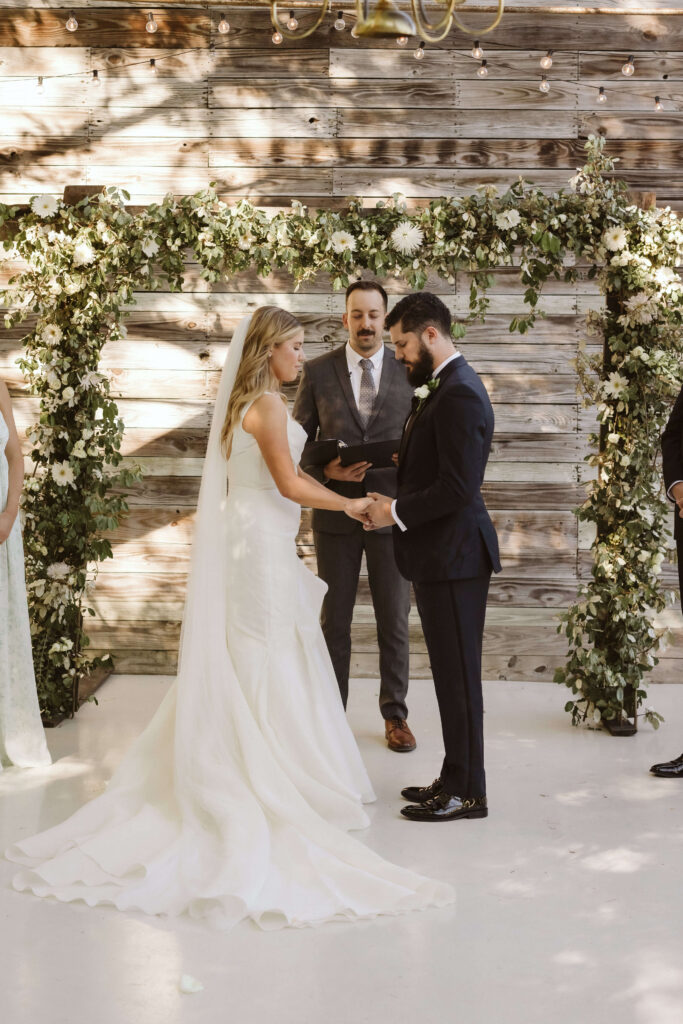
[
  {"xmin": 391, "ymin": 351, "xmax": 462, "ymax": 531},
  {"xmin": 345, "ymin": 341, "xmax": 384, "ymax": 409}
]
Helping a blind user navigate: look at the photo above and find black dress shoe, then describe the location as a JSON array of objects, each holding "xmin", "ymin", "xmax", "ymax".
[
  {"xmin": 400, "ymin": 778, "xmax": 443, "ymax": 803},
  {"xmin": 650, "ymin": 753, "xmax": 683, "ymax": 778},
  {"xmin": 401, "ymin": 791, "xmax": 488, "ymax": 822}
]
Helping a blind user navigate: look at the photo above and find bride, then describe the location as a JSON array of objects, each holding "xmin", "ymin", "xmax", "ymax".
[{"xmin": 7, "ymin": 307, "xmax": 454, "ymax": 929}]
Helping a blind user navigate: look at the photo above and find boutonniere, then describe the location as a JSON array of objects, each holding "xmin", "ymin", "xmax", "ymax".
[{"xmin": 413, "ymin": 378, "xmax": 440, "ymax": 413}]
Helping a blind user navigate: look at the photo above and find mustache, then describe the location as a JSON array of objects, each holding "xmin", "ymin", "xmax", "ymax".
[{"xmin": 357, "ymin": 330, "xmax": 376, "ymax": 336}]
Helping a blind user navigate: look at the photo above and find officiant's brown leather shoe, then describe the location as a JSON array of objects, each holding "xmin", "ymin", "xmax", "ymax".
[{"xmin": 385, "ymin": 718, "xmax": 416, "ymax": 752}]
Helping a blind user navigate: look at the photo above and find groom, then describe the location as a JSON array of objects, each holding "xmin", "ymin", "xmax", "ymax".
[{"xmin": 365, "ymin": 292, "xmax": 501, "ymax": 822}]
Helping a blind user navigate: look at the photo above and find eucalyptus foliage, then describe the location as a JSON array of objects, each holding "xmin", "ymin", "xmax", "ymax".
[{"xmin": 0, "ymin": 136, "xmax": 681, "ymax": 726}]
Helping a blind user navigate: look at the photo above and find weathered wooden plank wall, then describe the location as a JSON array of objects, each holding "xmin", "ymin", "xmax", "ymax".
[{"xmin": 1, "ymin": 4, "xmax": 682, "ymax": 682}]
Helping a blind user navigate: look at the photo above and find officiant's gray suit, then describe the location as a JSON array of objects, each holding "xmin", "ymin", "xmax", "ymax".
[{"xmin": 293, "ymin": 343, "xmax": 414, "ymax": 719}]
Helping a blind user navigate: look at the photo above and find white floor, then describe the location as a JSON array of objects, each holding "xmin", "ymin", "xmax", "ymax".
[{"xmin": 0, "ymin": 676, "xmax": 682, "ymax": 1024}]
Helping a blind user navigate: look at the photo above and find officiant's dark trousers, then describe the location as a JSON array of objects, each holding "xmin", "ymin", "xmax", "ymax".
[
  {"xmin": 314, "ymin": 527, "xmax": 410, "ymax": 720},
  {"xmin": 414, "ymin": 567, "xmax": 490, "ymax": 799}
]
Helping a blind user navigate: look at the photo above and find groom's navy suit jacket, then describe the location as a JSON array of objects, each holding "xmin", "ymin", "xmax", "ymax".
[{"xmin": 393, "ymin": 355, "xmax": 501, "ymax": 583}]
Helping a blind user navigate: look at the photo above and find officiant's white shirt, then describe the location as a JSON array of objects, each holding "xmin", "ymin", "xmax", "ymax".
[
  {"xmin": 391, "ymin": 351, "xmax": 461, "ymax": 531},
  {"xmin": 346, "ymin": 341, "xmax": 384, "ymax": 409}
]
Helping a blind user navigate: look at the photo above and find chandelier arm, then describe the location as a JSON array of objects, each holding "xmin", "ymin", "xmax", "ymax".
[
  {"xmin": 270, "ymin": 0, "xmax": 331, "ymax": 39},
  {"xmin": 450, "ymin": 0, "xmax": 504, "ymax": 36},
  {"xmin": 411, "ymin": 0, "xmax": 457, "ymax": 36}
]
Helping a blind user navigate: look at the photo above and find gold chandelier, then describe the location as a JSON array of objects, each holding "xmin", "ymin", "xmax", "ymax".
[{"xmin": 269, "ymin": 0, "xmax": 504, "ymax": 44}]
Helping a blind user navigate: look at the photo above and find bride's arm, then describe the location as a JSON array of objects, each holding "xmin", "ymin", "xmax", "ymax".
[
  {"xmin": 243, "ymin": 394, "xmax": 370, "ymax": 517},
  {"xmin": 0, "ymin": 380, "xmax": 24, "ymax": 543}
]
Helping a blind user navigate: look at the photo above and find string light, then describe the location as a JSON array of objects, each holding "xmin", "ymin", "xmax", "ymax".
[
  {"xmin": 471, "ymin": 40, "xmax": 483, "ymax": 60},
  {"xmin": 334, "ymin": 10, "xmax": 346, "ymax": 31},
  {"xmin": 476, "ymin": 59, "xmax": 488, "ymax": 78},
  {"xmin": 396, "ymin": 35, "xmax": 408, "ymax": 47},
  {"xmin": 540, "ymin": 50, "xmax": 553, "ymax": 70},
  {"xmin": 36, "ymin": 75, "xmax": 44, "ymax": 94},
  {"xmin": 622, "ymin": 55, "xmax": 635, "ymax": 76},
  {"xmin": 149, "ymin": 58, "xmax": 158, "ymax": 75},
  {"xmin": 272, "ymin": 29, "xmax": 283, "ymax": 44},
  {"xmin": 598, "ymin": 86, "xmax": 607, "ymax": 103},
  {"xmin": 539, "ymin": 74, "xmax": 550, "ymax": 93},
  {"xmin": 654, "ymin": 95, "xmax": 663, "ymax": 111},
  {"xmin": 146, "ymin": 12, "xmax": 159, "ymax": 34},
  {"xmin": 286, "ymin": 10, "xmax": 299, "ymax": 30},
  {"xmin": 217, "ymin": 14, "xmax": 230, "ymax": 34},
  {"xmin": 65, "ymin": 13, "xmax": 78, "ymax": 32},
  {"xmin": 414, "ymin": 41, "xmax": 425, "ymax": 60},
  {"xmin": 91, "ymin": 69, "xmax": 101, "ymax": 88}
]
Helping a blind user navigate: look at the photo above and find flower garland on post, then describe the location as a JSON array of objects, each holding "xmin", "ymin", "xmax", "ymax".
[{"xmin": 1, "ymin": 137, "xmax": 681, "ymax": 728}]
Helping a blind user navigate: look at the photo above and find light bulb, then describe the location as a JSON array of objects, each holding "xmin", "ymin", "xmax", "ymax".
[
  {"xmin": 471, "ymin": 40, "xmax": 483, "ymax": 60},
  {"xmin": 598, "ymin": 86, "xmax": 606, "ymax": 104},
  {"xmin": 149, "ymin": 58, "xmax": 157, "ymax": 75},
  {"xmin": 540, "ymin": 50, "xmax": 553, "ymax": 70},
  {"xmin": 334, "ymin": 11, "xmax": 346, "ymax": 31},
  {"xmin": 396, "ymin": 35, "xmax": 408, "ymax": 47},
  {"xmin": 286, "ymin": 10, "xmax": 299, "ymax": 30},
  {"xmin": 218, "ymin": 15, "xmax": 230, "ymax": 34},
  {"xmin": 622, "ymin": 55, "xmax": 635, "ymax": 76},
  {"xmin": 476, "ymin": 59, "xmax": 488, "ymax": 78},
  {"xmin": 414, "ymin": 42, "xmax": 425, "ymax": 60},
  {"xmin": 272, "ymin": 30, "xmax": 283, "ymax": 44},
  {"xmin": 655, "ymin": 95, "xmax": 663, "ymax": 111},
  {"xmin": 539, "ymin": 75, "xmax": 550, "ymax": 93},
  {"xmin": 36, "ymin": 75, "xmax": 44, "ymax": 95},
  {"xmin": 65, "ymin": 13, "xmax": 78, "ymax": 32},
  {"xmin": 146, "ymin": 12, "xmax": 158, "ymax": 34},
  {"xmin": 91, "ymin": 69, "xmax": 101, "ymax": 88}
]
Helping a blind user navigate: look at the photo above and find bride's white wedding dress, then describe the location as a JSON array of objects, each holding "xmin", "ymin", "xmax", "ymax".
[{"xmin": 7, "ymin": 316, "xmax": 454, "ymax": 930}]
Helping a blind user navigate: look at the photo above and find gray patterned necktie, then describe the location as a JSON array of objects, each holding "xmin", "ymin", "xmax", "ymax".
[{"xmin": 358, "ymin": 358, "xmax": 376, "ymax": 426}]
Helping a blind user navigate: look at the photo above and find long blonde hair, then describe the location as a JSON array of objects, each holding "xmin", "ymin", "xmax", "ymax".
[{"xmin": 221, "ymin": 305, "xmax": 302, "ymax": 458}]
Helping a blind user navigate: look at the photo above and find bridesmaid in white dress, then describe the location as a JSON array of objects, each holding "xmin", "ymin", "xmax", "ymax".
[
  {"xmin": 0, "ymin": 380, "xmax": 51, "ymax": 770},
  {"xmin": 7, "ymin": 309, "xmax": 453, "ymax": 929}
]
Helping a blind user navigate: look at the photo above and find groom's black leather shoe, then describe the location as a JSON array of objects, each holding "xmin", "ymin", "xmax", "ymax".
[
  {"xmin": 401, "ymin": 792, "xmax": 488, "ymax": 822},
  {"xmin": 400, "ymin": 778, "xmax": 444, "ymax": 803},
  {"xmin": 650, "ymin": 753, "xmax": 683, "ymax": 778}
]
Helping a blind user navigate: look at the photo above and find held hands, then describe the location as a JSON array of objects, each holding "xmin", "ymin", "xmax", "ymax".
[
  {"xmin": 344, "ymin": 497, "xmax": 375, "ymax": 526},
  {"xmin": 361, "ymin": 493, "xmax": 395, "ymax": 531},
  {"xmin": 324, "ymin": 456, "xmax": 372, "ymax": 483}
]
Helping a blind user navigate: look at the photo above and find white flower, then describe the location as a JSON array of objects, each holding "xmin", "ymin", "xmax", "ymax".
[
  {"xmin": 629, "ymin": 345, "xmax": 646, "ymax": 361},
  {"xmin": 236, "ymin": 231, "xmax": 254, "ymax": 251},
  {"xmin": 603, "ymin": 372, "xmax": 629, "ymax": 399},
  {"xmin": 42, "ymin": 324, "xmax": 62, "ymax": 346},
  {"xmin": 330, "ymin": 230, "xmax": 357, "ymax": 254},
  {"xmin": 73, "ymin": 241, "xmax": 96, "ymax": 267},
  {"xmin": 71, "ymin": 440, "xmax": 87, "ymax": 458},
  {"xmin": 63, "ymin": 275, "xmax": 84, "ymax": 295},
  {"xmin": 625, "ymin": 292, "xmax": 656, "ymax": 325},
  {"xmin": 414, "ymin": 384, "xmax": 430, "ymax": 400},
  {"xmin": 592, "ymin": 707, "xmax": 602, "ymax": 724},
  {"xmin": 31, "ymin": 194, "xmax": 59, "ymax": 218},
  {"xmin": 47, "ymin": 278, "xmax": 62, "ymax": 296},
  {"xmin": 178, "ymin": 975, "xmax": 204, "ymax": 995},
  {"xmin": 390, "ymin": 220, "xmax": 424, "ymax": 256},
  {"xmin": 51, "ymin": 461, "xmax": 75, "ymax": 488},
  {"xmin": 494, "ymin": 209, "xmax": 521, "ymax": 230},
  {"xmin": 603, "ymin": 226, "xmax": 628, "ymax": 252},
  {"xmin": 141, "ymin": 236, "xmax": 160, "ymax": 258},
  {"xmin": 46, "ymin": 369, "xmax": 60, "ymax": 390},
  {"xmin": 60, "ymin": 386, "xmax": 76, "ymax": 407},
  {"xmin": 47, "ymin": 562, "xmax": 70, "ymax": 579},
  {"xmin": 80, "ymin": 370, "xmax": 103, "ymax": 389}
]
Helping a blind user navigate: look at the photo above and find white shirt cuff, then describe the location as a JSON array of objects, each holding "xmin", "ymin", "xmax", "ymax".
[
  {"xmin": 667, "ymin": 480, "xmax": 683, "ymax": 502},
  {"xmin": 391, "ymin": 499, "xmax": 407, "ymax": 532}
]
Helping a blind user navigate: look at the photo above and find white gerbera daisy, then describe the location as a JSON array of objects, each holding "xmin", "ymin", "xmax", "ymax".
[
  {"xmin": 494, "ymin": 209, "xmax": 521, "ymax": 230},
  {"xmin": 236, "ymin": 231, "xmax": 254, "ymax": 251},
  {"xmin": 603, "ymin": 371, "xmax": 629, "ymax": 399},
  {"xmin": 51, "ymin": 461, "xmax": 75, "ymax": 487},
  {"xmin": 625, "ymin": 292, "xmax": 656, "ymax": 325},
  {"xmin": 141, "ymin": 236, "xmax": 160, "ymax": 258},
  {"xmin": 390, "ymin": 220, "xmax": 424, "ymax": 256},
  {"xmin": 80, "ymin": 370, "xmax": 103, "ymax": 389},
  {"xmin": 47, "ymin": 562, "xmax": 70, "ymax": 579},
  {"xmin": 31, "ymin": 195, "xmax": 59, "ymax": 218},
  {"xmin": 330, "ymin": 230, "xmax": 357, "ymax": 255},
  {"xmin": 41, "ymin": 324, "xmax": 62, "ymax": 346},
  {"xmin": 603, "ymin": 226, "xmax": 628, "ymax": 252},
  {"xmin": 73, "ymin": 241, "xmax": 96, "ymax": 267}
]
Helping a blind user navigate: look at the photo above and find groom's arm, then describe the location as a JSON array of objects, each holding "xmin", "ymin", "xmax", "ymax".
[{"xmin": 394, "ymin": 386, "xmax": 488, "ymax": 531}]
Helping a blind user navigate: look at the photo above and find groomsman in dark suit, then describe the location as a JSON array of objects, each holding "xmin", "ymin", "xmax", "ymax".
[
  {"xmin": 365, "ymin": 292, "xmax": 501, "ymax": 821},
  {"xmin": 653, "ymin": 388, "xmax": 683, "ymax": 778},
  {"xmin": 293, "ymin": 281, "xmax": 417, "ymax": 752}
]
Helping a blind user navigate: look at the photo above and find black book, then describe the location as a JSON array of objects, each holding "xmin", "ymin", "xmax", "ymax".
[
  {"xmin": 338, "ymin": 438, "xmax": 401, "ymax": 469},
  {"xmin": 303, "ymin": 438, "xmax": 342, "ymax": 466}
]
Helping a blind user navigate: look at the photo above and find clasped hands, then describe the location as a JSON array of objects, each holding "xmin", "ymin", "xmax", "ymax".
[{"xmin": 344, "ymin": 493, "xmax": 394, "ymax": 531}]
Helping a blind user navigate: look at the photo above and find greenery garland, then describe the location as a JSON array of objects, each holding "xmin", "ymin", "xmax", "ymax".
[{"xmin": 0, "ymin": 136, "xmax": 681, "ymax": 727}]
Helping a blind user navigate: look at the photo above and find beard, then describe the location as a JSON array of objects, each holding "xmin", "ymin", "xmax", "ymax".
[{"xmin": 404, "ymin": 342, "xmax": 434, "ymax": 386}]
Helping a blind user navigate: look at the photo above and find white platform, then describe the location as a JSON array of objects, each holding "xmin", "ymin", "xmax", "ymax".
[{"xmin": 1, "ymin": 676, "xmax": 682, "ymax": 1024}]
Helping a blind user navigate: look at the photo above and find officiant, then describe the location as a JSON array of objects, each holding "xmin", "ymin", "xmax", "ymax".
[{"xmin": 293, "ymin": 282, "xmax": 416, "ymax": 752}]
